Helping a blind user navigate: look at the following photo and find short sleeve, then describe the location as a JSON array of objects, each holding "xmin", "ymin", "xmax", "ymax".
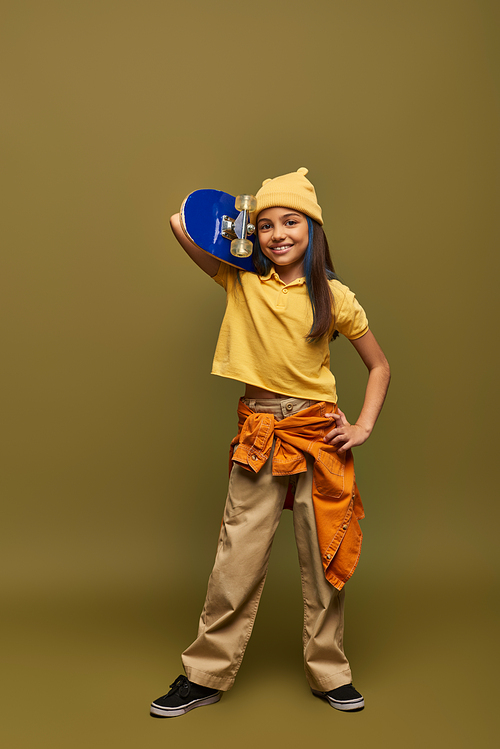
[
  {"xmin": 331, "ymin": 281, "xmax": 369, "ymax": 340},
  {"xmin": 211, "ymin": 262, "xmax": 237, "ymax": 290}
]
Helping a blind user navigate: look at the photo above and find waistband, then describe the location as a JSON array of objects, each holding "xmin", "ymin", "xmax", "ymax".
[{"xmin": 240, "ymin": 396, "xmax": 314, "ymax": 422}]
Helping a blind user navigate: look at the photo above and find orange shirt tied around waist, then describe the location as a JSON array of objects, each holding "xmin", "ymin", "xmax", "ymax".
[{"xmin": 229, "ymin": 399, "xmax": 365, "ymax": 591}]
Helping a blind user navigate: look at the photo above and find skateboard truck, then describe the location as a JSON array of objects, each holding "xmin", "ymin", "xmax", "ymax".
[
  {"xmin": 222, "ymin": 194, "xmax": 257, "ymax": 258},
  {"xmin": 221, "ymin": 214, "xmax": 256, "ymax": 241}
]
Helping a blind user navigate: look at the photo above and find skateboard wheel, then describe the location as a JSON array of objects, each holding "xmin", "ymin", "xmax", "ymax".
[
  {"xmin": 235, "ymin": 195, "xmax": 257, "ymax": 212},
  {"xmin": 231, "ymin": 238, "xmax": 253, "ymax": 258}
]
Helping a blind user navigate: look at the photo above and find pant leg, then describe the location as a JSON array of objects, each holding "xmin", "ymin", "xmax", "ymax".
[
  {"xmin": 293, "ymin": 457, "xmax": 353, "ymax": 691},
  {"xmin": 182, "ymin": 442, "xmax": 289, "ymax": 691}
]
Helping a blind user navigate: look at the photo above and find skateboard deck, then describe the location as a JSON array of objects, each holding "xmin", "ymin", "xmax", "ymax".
[{"xmin": 180, "ymin": 189, "xmax": 257, "ymax": 273}]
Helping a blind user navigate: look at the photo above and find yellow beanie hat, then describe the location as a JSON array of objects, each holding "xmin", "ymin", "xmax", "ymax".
[{"xmin": 251, "ymin": 167, "xmax": 323, "ymax": 226}]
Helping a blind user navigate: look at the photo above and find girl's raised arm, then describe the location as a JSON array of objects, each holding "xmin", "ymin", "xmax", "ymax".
[{"xmin": 170, "ymin": 213, "xmax": 221, "ymax": 277}]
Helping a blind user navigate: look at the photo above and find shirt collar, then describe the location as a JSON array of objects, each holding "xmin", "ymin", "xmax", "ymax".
[{"xmin": 259, "ymin": 268, "xmax": 307, "ymax": 287}]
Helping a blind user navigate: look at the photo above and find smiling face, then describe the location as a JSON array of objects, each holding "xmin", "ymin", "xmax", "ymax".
[{"xmin": 256, "ymin": 207, "xmax": 309, "ymax": 282}]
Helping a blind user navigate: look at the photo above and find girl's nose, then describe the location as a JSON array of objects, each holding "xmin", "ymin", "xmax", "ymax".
[{"xmin": 272, "ymin": 224, "xmax": 285, "ymax": 240}]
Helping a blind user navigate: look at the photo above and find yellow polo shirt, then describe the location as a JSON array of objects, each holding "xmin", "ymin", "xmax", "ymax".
[{"xmin": 211, "ymin": 264, "xmax": 368, "ymax": 403}]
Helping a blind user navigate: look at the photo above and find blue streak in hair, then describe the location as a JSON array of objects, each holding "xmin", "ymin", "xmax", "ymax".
[
  {"xmin": 304, "ymin": 217, "xmax": 318, "ymax": 341},
  {"xmin": 304, "ymin": 216, "xmax": 314, "ymax": 294}
]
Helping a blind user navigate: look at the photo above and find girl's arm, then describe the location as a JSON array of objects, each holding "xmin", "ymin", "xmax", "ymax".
[
  {"xmin": 324, "ymin": 330, "xmax": 391, "ymax": 453},
  {"xmin": 170, "ymin": 213, "xmax": 221, "ymax": 277}
]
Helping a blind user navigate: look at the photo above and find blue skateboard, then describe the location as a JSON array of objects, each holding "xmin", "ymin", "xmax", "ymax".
[{"xmin": 180, "ymin": 189, "xmax": 258, "ymax": 273}]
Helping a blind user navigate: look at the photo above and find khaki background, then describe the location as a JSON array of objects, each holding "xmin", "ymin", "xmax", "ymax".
[{"xmin": 1, "ymin": 0, "xmax": 498, "ymax": 746}]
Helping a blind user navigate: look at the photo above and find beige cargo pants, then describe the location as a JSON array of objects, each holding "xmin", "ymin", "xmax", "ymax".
[{"xmin": 182, "ymin": 397, "xmax": 352, "ymax": 692}]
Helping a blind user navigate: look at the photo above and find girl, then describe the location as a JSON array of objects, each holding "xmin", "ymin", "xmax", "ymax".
[{"xmin": 150, "ymin": 168, "xmax": 390, "ymax": 718}]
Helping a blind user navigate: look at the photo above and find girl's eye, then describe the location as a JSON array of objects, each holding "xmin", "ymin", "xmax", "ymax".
[
  {"xmin": 285, "ymin": 220, "xmax": 297, "ymax": 226},
  {"xmin": 259, "ymin": 223, "xmax": 271, "ymax": 231}
]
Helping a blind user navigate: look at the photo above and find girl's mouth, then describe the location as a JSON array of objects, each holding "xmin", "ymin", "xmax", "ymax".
[{"xmin": 269, "ymin": 245, "xmax": 292, "ymax": 254}]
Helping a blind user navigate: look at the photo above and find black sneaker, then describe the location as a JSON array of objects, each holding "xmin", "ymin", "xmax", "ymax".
[
  {"xmin": 312, "ymin": 683, "xmax": 365, "ymax": 712},
  {"xmin": 150, "ymin": 675, "xmax": 221, "ymax": 718}
]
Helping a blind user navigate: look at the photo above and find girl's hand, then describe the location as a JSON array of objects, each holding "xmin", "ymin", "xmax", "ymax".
[{"xmin": 323, "ymin": 408, "xmax": 371, "ymax": 453}]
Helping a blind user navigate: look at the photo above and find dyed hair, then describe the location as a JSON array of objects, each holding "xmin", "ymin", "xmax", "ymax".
[{"xmin": 252, "ymin": 216, "xmax": 339, "ymax": 343}]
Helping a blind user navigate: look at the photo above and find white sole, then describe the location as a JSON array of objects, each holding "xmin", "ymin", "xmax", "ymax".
[
  {"xmin": 311, "ymin": 688, "xmax": 365, "ymax": 712},
  {"xmin": 150, "ymin": 692, "xmax": 221, "ymax": 718}
]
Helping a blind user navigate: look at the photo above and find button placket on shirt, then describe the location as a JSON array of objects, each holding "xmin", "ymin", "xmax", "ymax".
[
  {"xmin": 265, "ymin": 272, "xmax": 306, "ymax": 310},
  {"xmin": 276, "ymin": 286, "xmax": 288, "ymax": 309}
]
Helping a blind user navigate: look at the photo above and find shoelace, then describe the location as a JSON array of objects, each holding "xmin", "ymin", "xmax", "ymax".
[{"xmin": 168, "ymin": 675, "xmax": 190, "ymax": 698}]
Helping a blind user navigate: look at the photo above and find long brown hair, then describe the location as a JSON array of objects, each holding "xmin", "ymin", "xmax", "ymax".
[{"xmin": 307, "ymin": 219, "xmax": 339, "ymax": 342}]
